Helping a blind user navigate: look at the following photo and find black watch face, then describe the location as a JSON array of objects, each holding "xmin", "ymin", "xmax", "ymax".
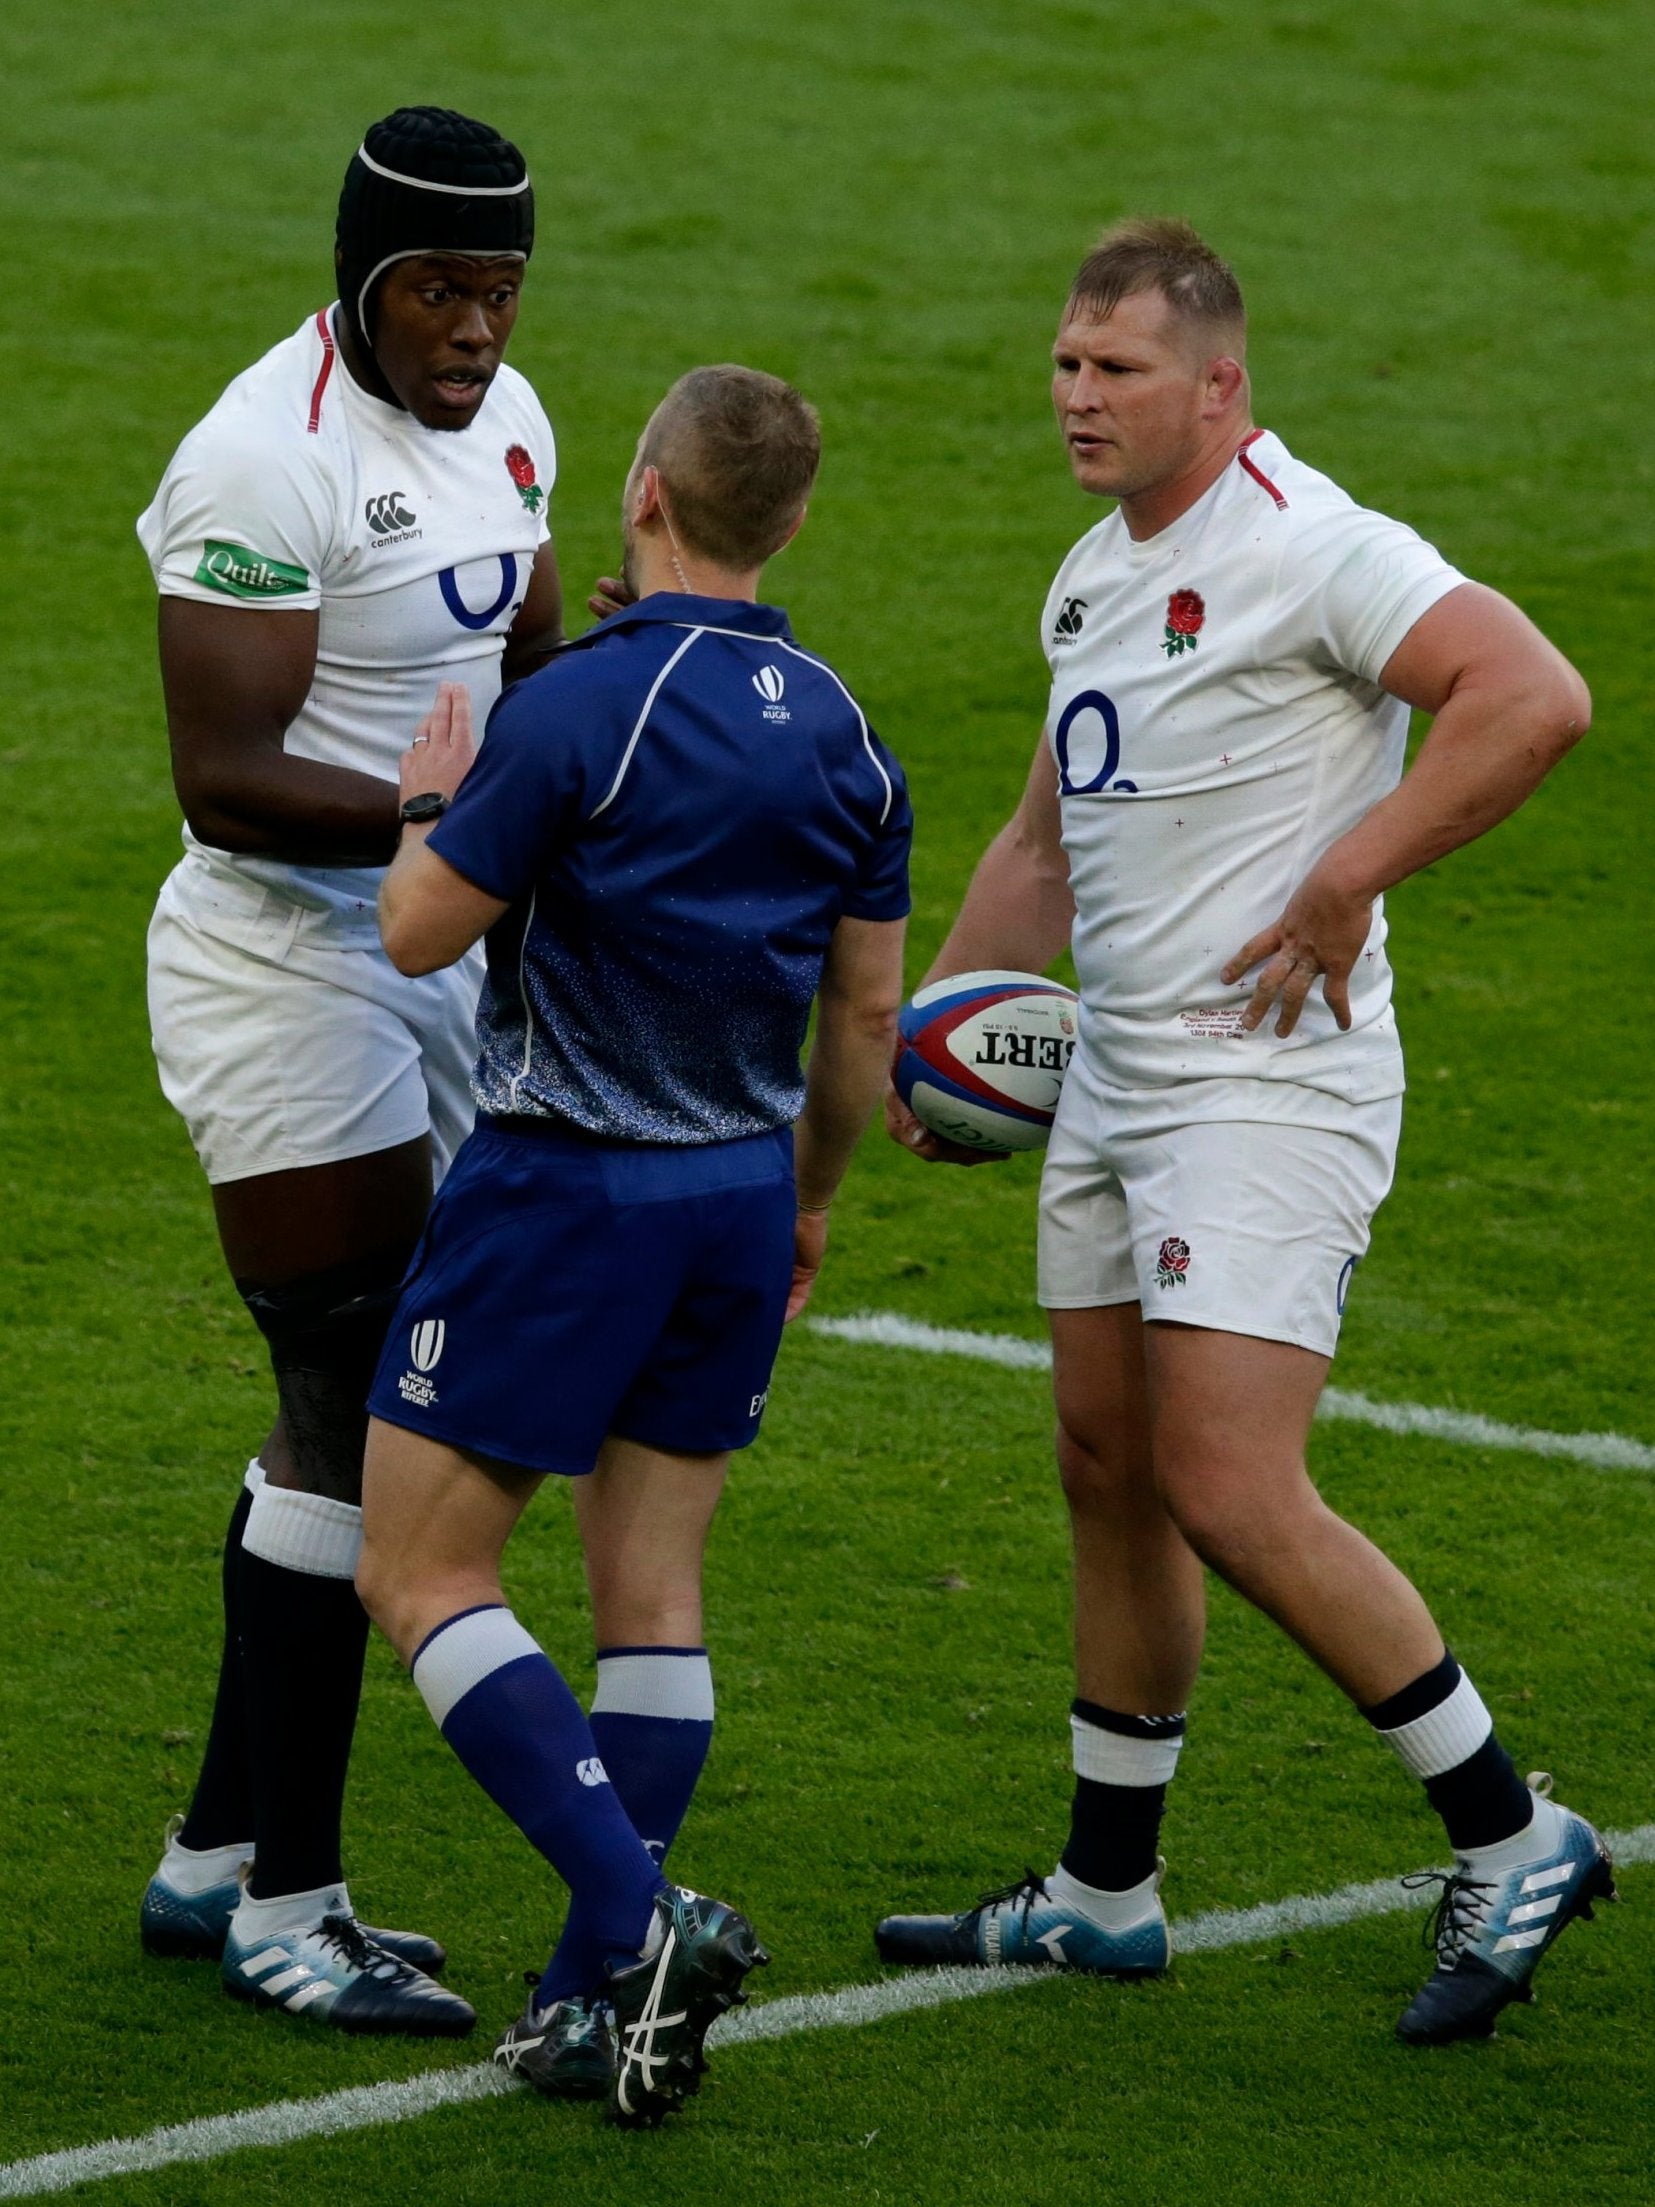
[{"xmin": 402, "ymin": 792, "xmax": 448, "ymax": 822}]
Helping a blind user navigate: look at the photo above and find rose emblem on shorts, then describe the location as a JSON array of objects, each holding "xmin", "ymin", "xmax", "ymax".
[
  {"xmin": 1162, "ymin": 588, "xmax": 1205, "ymax": 657},
  {"xmin": 1156, "ymin": 1235, "xmax": 1191, "ymax": 1289},
  {"xmin": 505, "ymin": 443, "xmax": 544, "ymax": 514}
]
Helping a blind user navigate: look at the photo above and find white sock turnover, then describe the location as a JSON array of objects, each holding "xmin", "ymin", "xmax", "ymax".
[
  {"xmin": 1045, "ymin": 1860, "xmax": 1162, "ymax": 1930},
  {"xmin": 231, "ymin": 1881, "xmax": 354, "ymax": 1940},
  {"xmin": 161, "ymin": 1832, "xmax": 253, "ymax": 1895}
]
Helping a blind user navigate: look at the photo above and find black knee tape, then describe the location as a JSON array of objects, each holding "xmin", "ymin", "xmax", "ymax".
[
  {"xmin": 240, "ymin": 1249, "xmax": 411, "ymax": 1375},
  {"xmin": 238, "ymin": 1249, "xmax": 415, "ymax": 1497}
]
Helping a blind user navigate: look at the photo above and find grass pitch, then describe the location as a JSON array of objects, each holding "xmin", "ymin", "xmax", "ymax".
[{"xmin": 1, "ymin": 0, "xmax": 1652, "ymax": 2200}]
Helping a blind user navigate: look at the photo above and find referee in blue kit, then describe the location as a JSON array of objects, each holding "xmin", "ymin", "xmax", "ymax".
[{"xmin": 355, "ymin": 366, "xmax": 911, "ymax": 2127}]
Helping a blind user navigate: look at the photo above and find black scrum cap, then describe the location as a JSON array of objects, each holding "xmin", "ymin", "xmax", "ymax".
[{"xmin": 335, "ymin": 106, "xmax": 534, "ymax": 353}]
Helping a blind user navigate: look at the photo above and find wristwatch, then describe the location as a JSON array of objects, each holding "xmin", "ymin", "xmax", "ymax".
[{"xmin": 399, "ymin": 791, "xmax": 450, "ymax": 824}]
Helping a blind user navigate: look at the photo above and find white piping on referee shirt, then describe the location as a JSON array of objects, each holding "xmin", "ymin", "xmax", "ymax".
[
  {"xmin": 507, "ymin": 620, "xmax": 887, "ymax": 1111},
  {"xmin": 508, "ymin": 626, "xmax": 705, "ymax": 1109},
  {"xmin": 588, "ymin": 628, "xmax": 707, "ymax": 818},
  {"xmin": 507, "ymin": 887, "xmax": 540, "ymax": 1112},
  {"xmin": 675, "ymin": 625, "xmax": 896, "ymax": 825}
]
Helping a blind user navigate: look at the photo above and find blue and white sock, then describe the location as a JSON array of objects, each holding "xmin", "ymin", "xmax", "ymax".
[
  {"xmin": 411, "ymin": 1607, "xmax": 666, "ymax": 1970},
  {"xmin": 535, "ymin": 1645, "xmax": 714, "ymax": 2009}
]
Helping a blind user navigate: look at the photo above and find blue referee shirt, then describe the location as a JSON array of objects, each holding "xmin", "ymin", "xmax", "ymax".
[{"xmin": 428, "ymin": 592, "xmax": 913, "ymax": 1143}]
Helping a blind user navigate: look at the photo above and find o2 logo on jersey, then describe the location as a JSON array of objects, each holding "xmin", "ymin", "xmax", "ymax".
[
  {"xmin": 439, "ymin": 554, "xmax": 521, "ymax": 631},
  {"xmin": 1054, "ymin": 689, "xmax": 1138, "ymax": 796}
]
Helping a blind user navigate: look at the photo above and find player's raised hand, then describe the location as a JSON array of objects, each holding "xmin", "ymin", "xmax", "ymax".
[
  {"xmin": 1222, "ymin": 862, "xmax": 1374, "ymax": 1037},
  {"xmin": 588, "ymin": 572, "xmax": 637, "ymax": 621},
  {"xmin": 883, "ymin": 1080, "xmax": 1009, "ymax": 1166},
  {"xmin": 400, "ymin": 681, "xmax": 477, "ymax": 807}
]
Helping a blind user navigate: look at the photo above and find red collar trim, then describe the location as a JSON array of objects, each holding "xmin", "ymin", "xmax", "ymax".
[
  {"xmin": 307, "ymin": 310, "xmax": 337, "ymax": 435},
  {"xmin": 1236, "ymin": 428, "xmax": 1287, "ymax": 510}
]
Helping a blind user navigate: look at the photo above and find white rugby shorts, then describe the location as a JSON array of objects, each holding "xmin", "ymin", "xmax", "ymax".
[
  {"xmin": 1037, "ymin": 1049, "xmax": 1402, "ymax": 1359},
  {"xmin": 147, "ymin": 866, "xmax": 479, "ymax": 1187}
]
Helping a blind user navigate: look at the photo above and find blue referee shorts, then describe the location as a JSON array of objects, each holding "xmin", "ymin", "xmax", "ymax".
[{"xmin": 368, "ymin": 1117, "xmax": 796, "ymax": 1475}]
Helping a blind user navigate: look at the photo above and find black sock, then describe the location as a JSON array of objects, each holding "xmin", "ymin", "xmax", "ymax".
[
  {"xmin": 1425, "ymin": 1737, "xmax": 1535, "ymax": 1851},
  {"xmin": 239, "ymin": 1549, "xmax": 369, "ymax": 1899},
  {"xmin": 1062, "ymin": 1779, "xmax": 1169, "ymax": 1891},
  {"xmin": 1361, "ymin": 1652, "xmax": 1533, "ymax": 1852},
  {"xmin": 178, "ymin": 1482, "xmax": 257, "ymax": 1851},
  {"xmin": 1059, "ymin": 1699, "xmax": 1185, "ymax": 1891}
]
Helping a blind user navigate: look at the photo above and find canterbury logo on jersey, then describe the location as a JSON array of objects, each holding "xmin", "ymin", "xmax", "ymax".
[
  {"xmin": 1053, "ymin": 596, "xmax": 1087, "ymax": 644},
  {"xmin": 364, "ymin": 492, "xmax": 419, "ymax": 539}
]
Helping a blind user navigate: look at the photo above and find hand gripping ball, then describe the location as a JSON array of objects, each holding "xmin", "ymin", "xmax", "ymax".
[{"xmin": 893, "ymin": 970, "xmax": 1080, "ymax": 1152}]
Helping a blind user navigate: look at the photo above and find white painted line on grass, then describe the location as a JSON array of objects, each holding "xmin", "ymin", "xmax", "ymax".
[
  {"xmin": 5, "ymin": 1826, "xmax": 1650, "ymax": 2200},
  {"xmin": 806, "ymin": 1311, "xmax": 1655, "ymax": 1474},
  {"xmin": 0, "ymin": 2065, "xmax": 516, "ymax": 2202},
  {"xmin": 1315, "ymin": 1387, "xmax": 1655, "ymax": 1473},
  {"xmin": 813, "ymin": 1311, "xmax": 1055, "ymax": 1372}
]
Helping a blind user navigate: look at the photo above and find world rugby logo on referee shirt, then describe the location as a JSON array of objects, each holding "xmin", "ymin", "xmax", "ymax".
[{"xmin": 753, "ymin": 666, "xmax": 790, "ymax": 722}]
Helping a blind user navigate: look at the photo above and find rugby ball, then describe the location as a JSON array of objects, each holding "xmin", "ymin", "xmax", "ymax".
[{"xmin": 893, "ymin": 969, "xmax": 1080, "ymax": 1152}]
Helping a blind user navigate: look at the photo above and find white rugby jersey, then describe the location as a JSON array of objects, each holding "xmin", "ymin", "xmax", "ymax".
[
  {"xmin": 139, "ymin": 308, "xmax": 555, "ymax": 944},
  {"xmin": 1041, "ymin": 429, "xmax": 1464, "ymax": 1105}
]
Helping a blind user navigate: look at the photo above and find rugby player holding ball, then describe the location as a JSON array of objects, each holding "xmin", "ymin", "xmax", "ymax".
[{"xmin": 878, "ymin": 219, "xmax": 1607, "ymax": 2047}]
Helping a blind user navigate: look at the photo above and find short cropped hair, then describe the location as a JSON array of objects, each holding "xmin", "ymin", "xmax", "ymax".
[
  {"xmin": 1068, "ymin": 217, "xmax": 1245, "ymax": 349},
  {"xmin": 640, "ymin": 366, "xmax": 821, "ymax": 569}
]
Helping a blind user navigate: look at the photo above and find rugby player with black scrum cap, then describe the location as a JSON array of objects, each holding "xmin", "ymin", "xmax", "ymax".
[{"xmin": 135, "ymin": 106, "xmax": 563, "ymax": 2034}]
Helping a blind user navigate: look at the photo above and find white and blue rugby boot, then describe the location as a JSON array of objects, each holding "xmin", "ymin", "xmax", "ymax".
[
  {"xmin": 223, "ymin": 1903, "xmax": 474, "ymax": 2036},
  {"xmin": 141, "ymin": 1820, "xmax": 450, "ymax": 1974},
  {"xmin": 1397, "ymin": 1778, "xmax": 1616, "ymax": 2045},
  {"xmin": 876, "ymin": 1864, "xmax": 1169, "ymax": 1977},
  {"xmin": 139, "ymin": 1820, "xmax": 253, "ymax": 1960}
]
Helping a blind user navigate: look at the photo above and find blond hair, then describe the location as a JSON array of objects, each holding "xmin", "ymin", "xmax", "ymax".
[{"xmin": 640, "ymin": 366, "xmax": 821, "ymax": 569}]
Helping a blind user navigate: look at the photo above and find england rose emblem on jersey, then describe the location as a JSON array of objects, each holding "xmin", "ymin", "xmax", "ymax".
[
  {"xmin": 1162, "ymin": 588, "xmax": 1205, "ymax": 658},
  {"xmin": 505, "ymin": 444, "xmax": 544, "ymax": 515},
  {"xmin": 1156, "ymin": 1236, "xmax": 1191, "ymax": 1289}
]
